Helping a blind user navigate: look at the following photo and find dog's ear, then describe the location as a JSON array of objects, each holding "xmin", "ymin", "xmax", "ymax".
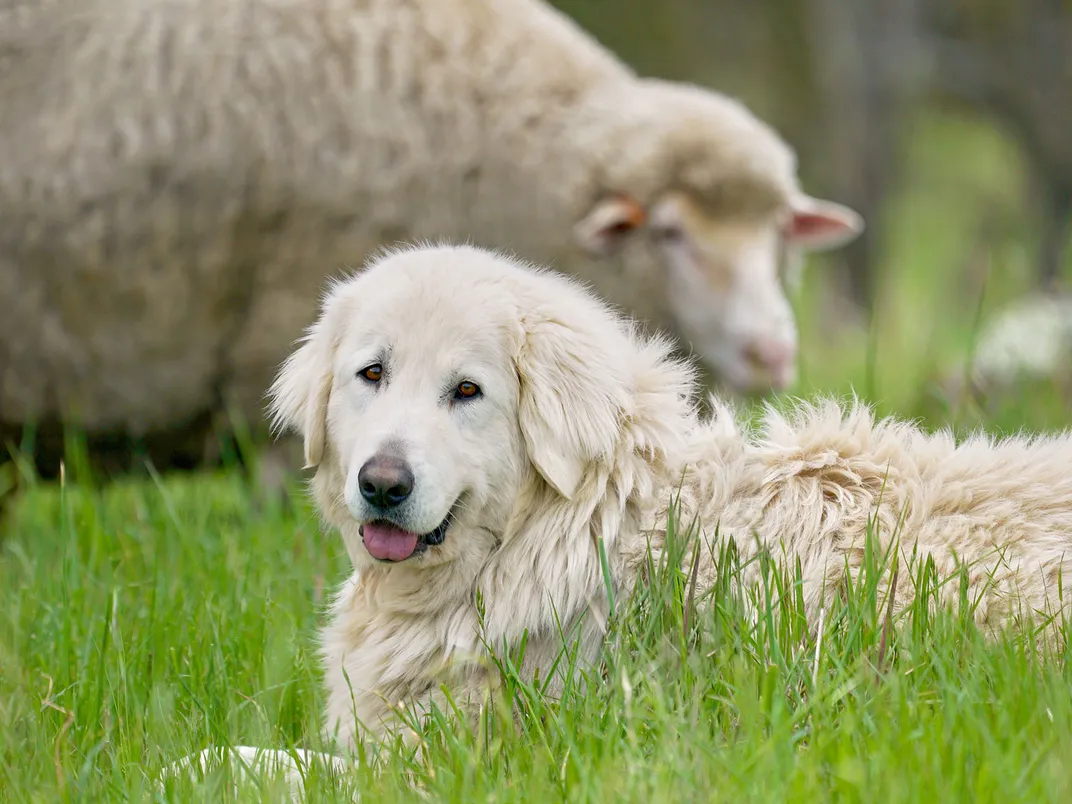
[
  {"xmin": 516, "ymin": 316, "xmax": 630, "ymax": 499},
  {"xmin": 268, "ymin": 317, "xmax": 336, "ymax": 469}
]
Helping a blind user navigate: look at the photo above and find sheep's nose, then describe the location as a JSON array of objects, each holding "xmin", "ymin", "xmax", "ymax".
[
  {"xmin": 358, "ymin": 455, "xmax": 414, "ymax": 509},
  {"xmin": 742, "ymin": 337, "xmax": 797, "ymax": 390}
]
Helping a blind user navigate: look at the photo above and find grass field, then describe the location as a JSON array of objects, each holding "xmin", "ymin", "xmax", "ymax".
[{"xmin": 2, "ymin": 109, "xmax": 1071, "ymax": 802}]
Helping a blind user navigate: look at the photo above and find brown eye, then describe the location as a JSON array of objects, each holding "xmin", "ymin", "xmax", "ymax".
[
  {"xmin": 359, "ymin": 363, "xmax": 383, "ymax": 383},
  {"xmin": 455, "ymin": 380, "xmax": 481, "ymax": 400}
]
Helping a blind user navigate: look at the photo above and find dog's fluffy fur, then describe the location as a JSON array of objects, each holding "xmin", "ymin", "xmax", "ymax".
[{"xmin": 173, "ymin": 243, "xmax": 1072, "ymax": 790}]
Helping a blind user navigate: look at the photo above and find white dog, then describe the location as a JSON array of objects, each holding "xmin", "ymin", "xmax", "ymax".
[{"xmin": 171, "ymin": 243, "xmax": 1072, "ymax": 792}]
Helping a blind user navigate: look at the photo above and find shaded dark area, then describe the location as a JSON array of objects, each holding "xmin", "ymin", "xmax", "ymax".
[{"xmin": 1, "ymin": 414, "xmax": 216, "ymax": 480}]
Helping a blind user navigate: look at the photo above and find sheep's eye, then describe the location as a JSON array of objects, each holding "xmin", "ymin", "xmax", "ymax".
[
  {"xmin": 652, "ymin": 225, "xmax": 685, "ymax": 244},
  {"xmin": 359, "ymin": 363, "xmax": 383, "ymax": 383},
  {"xmin": 454, "ymin": 380, "xmax": 481, "ymax": 400}
]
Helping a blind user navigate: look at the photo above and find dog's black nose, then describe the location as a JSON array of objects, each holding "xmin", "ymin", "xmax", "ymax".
[{"xmin": 358, "ymin": 455, "xmax": 414, "ymax": 509}]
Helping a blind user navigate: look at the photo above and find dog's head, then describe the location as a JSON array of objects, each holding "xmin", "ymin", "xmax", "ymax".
[{"xmin": 268, "ymin": 244, "xmax": 695, "ymax": 572}]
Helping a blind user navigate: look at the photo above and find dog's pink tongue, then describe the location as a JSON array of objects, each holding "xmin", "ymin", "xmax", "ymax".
[{"xmin": 362, "ymin": 523, "xmax": 420, "ymax": 561}]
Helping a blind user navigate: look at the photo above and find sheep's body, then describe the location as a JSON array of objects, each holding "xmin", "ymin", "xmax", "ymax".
[
  {"xmin": 0, "ymin": 0, "xmax": 860, "ymax": 476},
  {"xmin": 1, "ymin": 0, "xmax": 626, "ymax": 434}
]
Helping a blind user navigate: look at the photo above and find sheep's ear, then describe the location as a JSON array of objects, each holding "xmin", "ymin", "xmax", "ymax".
[
  {"xmin": 574, "ymin": 194, "xmax": 648, "ymax": 257},
  {"xmin": 267, "ymin": 325, "xmax": 335, "ymax": 469},
  {"xmin": 516, "ymin": 317, "xmax": 628, "ymax": 499},
  {"xmin": 784, "ymin": 194, "xmax": 864, "ymax": 252}
]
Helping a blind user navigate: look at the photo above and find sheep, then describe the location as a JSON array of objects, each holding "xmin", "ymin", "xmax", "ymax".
[{"xmin": 0, "ymin": 0, "xmax": 863, "ymax": 491}]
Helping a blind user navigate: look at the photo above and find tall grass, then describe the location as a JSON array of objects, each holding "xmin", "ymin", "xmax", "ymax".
[{"xmin": 2, "ymin": 455, "xmax": 1070, "ymax": 802}]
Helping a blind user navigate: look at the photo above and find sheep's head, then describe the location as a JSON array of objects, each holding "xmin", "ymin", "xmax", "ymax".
[{"xmin": 569, "ymin": 79, "xmax": 863, "ymax": 395}]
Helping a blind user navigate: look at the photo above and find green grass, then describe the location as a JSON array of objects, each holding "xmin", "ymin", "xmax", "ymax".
[
  {"xmin": 2, "ymin": 107, "xmax": 1072, "ymax": 801},
  {"xmin": 2, "ymin": 459, "xmax": 1071, "ymax": 802}
]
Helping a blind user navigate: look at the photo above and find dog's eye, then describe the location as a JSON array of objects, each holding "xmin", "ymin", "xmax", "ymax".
[
  {"xmin": 454, "ymin": 380, "xmax": 481, "ymax": 400},
  {"xmin": 359, "ymin": 363, "xmax": 383, "ymax": 383}
]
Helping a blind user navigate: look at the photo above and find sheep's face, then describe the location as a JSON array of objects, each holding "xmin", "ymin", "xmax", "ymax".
[{"xmin": 573, "ymin": 190, "xmax": 862, "ymax": 395}]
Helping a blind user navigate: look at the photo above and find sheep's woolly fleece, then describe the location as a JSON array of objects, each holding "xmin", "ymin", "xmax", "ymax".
[{"xmin": 170, "ymin": 243, "xmax": 1071, "ymax": 794}]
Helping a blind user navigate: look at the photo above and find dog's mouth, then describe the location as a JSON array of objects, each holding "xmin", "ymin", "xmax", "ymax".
[{"xmin": 359, "ymin": 506, "xmax": 456, "ymax": 563}]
